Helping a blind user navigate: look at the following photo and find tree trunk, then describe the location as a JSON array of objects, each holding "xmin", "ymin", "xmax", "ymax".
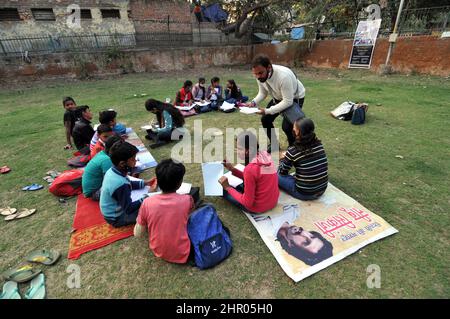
[{"xmin": 219, "ymin": 0, "xmax": 284, "ymax": 38}]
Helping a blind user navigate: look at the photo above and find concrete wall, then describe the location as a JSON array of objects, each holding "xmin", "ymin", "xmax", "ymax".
[
  {"xmin": 0, "ymin": 0, "xmax": 135, "ymax": 38},
  {"xmin": 0, "ymin": 45, "xmax": 253, "ymax": 82},
  {"xmin": 300, "ymin": 36, "xmax": 450, "ymax": 76},
  {"xmin": 1, "ymin": 36, "xmax": 448, "ymax": 83}
]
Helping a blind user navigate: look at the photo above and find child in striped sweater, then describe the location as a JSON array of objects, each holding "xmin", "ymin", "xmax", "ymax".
[{"xmin": 278, "ymin": 118, "xmax": 328, "ymax": 200}]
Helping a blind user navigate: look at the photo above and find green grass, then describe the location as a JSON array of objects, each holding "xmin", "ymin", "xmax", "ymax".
[{"xmin": 0, "ymin": 68, "xmax": 449, "ymax": 298}]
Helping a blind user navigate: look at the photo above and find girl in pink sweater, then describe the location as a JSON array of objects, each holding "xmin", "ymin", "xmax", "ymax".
[{"xmin": 219, "ymin": 131, "xmax": 279, "ymax": 213}]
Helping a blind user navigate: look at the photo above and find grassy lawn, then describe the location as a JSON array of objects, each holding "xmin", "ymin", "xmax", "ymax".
[{"xmin": 0, "ymin": 67, "xmax": 449, "ymax": 298}]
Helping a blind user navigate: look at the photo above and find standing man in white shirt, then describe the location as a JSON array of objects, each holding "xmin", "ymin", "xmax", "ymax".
[{"xmin": 247, "ymin": 55, "xmax": 306, "ymax": 153}]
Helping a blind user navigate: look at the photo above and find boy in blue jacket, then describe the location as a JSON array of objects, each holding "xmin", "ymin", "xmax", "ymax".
[{"xmin": 100, "ymin": 141, "xmax": 155, "ymax": 227}]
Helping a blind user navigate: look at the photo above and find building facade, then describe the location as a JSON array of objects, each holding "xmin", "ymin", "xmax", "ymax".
[{"xmin": 0, "ymin": 0, "xmax": 191, "ymax": 38}]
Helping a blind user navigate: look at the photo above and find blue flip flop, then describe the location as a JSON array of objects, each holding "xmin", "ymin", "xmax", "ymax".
[
  {"xmin": 22, "ymin": 184, "xmax": 44, "ymax": 191},
  {"xmin": 24, "ymin": 273, "xmax": 46, "ymax": 299},
  {"xmin": 0, "ymin": 281, "xmax": 21, "ymax": 299}
]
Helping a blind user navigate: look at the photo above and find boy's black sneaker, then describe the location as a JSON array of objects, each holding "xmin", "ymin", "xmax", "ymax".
[{"xmin": 149, "ymin": 141, "xmax": 168, "ymax": 149}]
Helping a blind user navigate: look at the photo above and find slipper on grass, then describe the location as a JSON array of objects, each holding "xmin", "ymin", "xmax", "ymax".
[
  {"xmin": 2, "ymin": 264, "xmax": 42, "ymax": 283},
  {"xmin": 43, "ymin": 176, "xmax": 54, "ymax": 183},
  {"xmin": 0, "ymin": 207, "xmax": 17, "ymax": 216},
  {"xmin": 26, "ymin": 249, "xmax": 61, "ymax": 266},
  {"xmin": 4, "ymin": 209, "xmax": 36, "ymax": 221},
  {"xmin": 45, "ymin": 171, "xmax": 60, "ymax": 179},
  {"xmin": 22, "ymin": 184, "xmax": 44, "ymax": 191},
  {"xmin": 46, "ymin": 170, "xmax": 60, "ymax": 177},
  {"xmin": 0, "ymin": 281, "xmax": 21, "ymax": 299},
  {"xmin": 24, "ymin": 273, "xmax": 45, "ymax": 299},
  {"xmin": 0, "ymin": 166, "xmax": 11, "ymax": 174}
]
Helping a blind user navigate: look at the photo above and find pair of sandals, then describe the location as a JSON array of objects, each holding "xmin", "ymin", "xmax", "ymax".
[
  {"xmin": 0, "ymin": 249, "xmax": 60, "ymax": 299},
  {"xmin": 0, "ymin": 274, "xmax": 46, "ymax": 299},
  {"xmin": 0, "ymin": 207, "xmax": 36, "ymax": 221},
  {"xmin": 0, "ymin": 166, "xmax": 11, "ymax": 174},
  {"xmin": 43, "ymin": 170, "xmax": 60, "ymax": 184}
]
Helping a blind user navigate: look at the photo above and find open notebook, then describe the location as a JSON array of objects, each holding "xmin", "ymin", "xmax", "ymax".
[{"xmin": 129, "ymin": 176, "xmax": 192, "ymax": 202}]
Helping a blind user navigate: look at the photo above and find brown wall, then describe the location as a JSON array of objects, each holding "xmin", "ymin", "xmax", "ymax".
[
  {"xmin": 300, "ymin": 36, "xmax": 450, "ymax": 76},
  {"xmin": 1, "ymin": 36, "xmax": 448, "ymax": 83},
  {"xmin": 0, "ymin": 46, "xmax": 253, "ymax": 83},
  {"xmin": 253, "ymin": 41, "xmax": 311, "ymax": 67}
]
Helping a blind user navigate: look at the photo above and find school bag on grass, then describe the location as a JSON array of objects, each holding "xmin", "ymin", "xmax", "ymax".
[
  {"xmin": 351, "ymin": 103, "xmax": 368, "ymax": 125},
  {"xmin": 67, "ymin": 154, "xmax": 90, "ymax": 167},
  {"xmin": 49, "ymin": 169, "xmax": 83, "ymax": 197},
  {"xmin": 330, "ymin": 101, "xmax": 355, "ymax": 120},
  {"xmin": 187, "ymin": 204, "xmax": 233, "ymax": 270}
]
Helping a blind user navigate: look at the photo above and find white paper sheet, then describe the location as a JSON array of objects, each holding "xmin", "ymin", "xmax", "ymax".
[
  {"xmin": 239, "ymin": 107, "xmax": 260, "ymax": 114},
  {"xmin": 129, "ymin": 176, "xmax": 191, "ymax": 198},
  {"xmin": 201, "ymin": 162, "xmax": 224, "ymax": 196},
  {"xmin": 223, "ymin": 164, "xmax": 245, "ymax": 187},
  {"xmin": 220, "ymin": 101, "xmax": 236, "ymax": 111},
  {"xmin": 128, "ymin": 176, "xmax": 142, "ymax": 182},
  {"xmin": 176, "ymin": 104, "xmax": 196, "ymax": 111},
  {"xmin": 224, "ymin": 172, "xmax": 243, "ymax": 188},
  {"xmin": 124, "ymin": 130, "xmax": 157, "ymax": 170},
  {"xmin": 131, "ymin": 186, "xmax": 150, "ymax": 202},
  {"xmin": 136, "ymin": 151, "xmax": 157, "ymax": 170},
  {"xmin": 176, "ymin": 183, "xmax": 192, "ymax": 195},
  {"xmin": 194, "ymin": 101, "xmax": 211, "ymax": 107}
]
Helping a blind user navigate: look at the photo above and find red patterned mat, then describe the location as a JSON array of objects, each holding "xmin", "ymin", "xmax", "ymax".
[{"xmin": 68, "ymin": 195, "xmax": 134, "ymax": 260}]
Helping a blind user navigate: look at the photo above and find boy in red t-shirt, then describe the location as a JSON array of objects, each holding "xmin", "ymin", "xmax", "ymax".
[{"xmin": 134, "ymin": 159, "xmax": 195, "ymax": 264}]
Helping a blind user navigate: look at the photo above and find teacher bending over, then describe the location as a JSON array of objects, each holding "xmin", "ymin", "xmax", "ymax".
[{"xmin": 248, "ymin": 55, "xmax": 306, "ymax": 153}]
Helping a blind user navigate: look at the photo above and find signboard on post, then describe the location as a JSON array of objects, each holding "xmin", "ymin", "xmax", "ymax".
[{"xmin": 349, "ymin": 19, "xmax": 381, "ymax": 69}]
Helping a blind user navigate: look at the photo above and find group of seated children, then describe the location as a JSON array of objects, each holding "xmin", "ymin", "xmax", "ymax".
[
  {"xmin": 94, "ymin": 138, "xmax": 197, "ymax": 264},
  {"xmin": 218, "ymin": 118, "xmax": 328, "ymax": 213},
  {"xmin": 62, "ymin": 97, "xmax": 128, "ymax": 158},
  {"xmin": 70, "ymin": 88, "xmax": 327, "ymax": 266},
  {"xmin": 174, "ymin": 77, "xmax": 248, "ymax": 116},
  {"xmin": 82, "ymin": 135, "xmax": 123, "ymax": 201}
]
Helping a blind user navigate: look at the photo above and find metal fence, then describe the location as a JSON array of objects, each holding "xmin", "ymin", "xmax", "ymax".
[
  {"xmin": 0, "ymin": 33, "xmax": 136, "ymax": 56},
  {"xmin": 0, "ymin": 30, "xmax": 251, "ymax": 56},
  {"xmin": 399, "ymin": 6, "xmax": 450, "ymax": 35},
  {"xmin": 3, "ymin": 6, "xmax": 447, "ymax": 56},
  {"xmin": 307, "ymin": 5, "xmax": 450, "ymax": 40}
]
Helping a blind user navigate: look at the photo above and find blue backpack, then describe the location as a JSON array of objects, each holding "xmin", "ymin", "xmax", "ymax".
[{"xmin": 187, "ymin": 204, "xmax": 233, "ymax": 270}]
